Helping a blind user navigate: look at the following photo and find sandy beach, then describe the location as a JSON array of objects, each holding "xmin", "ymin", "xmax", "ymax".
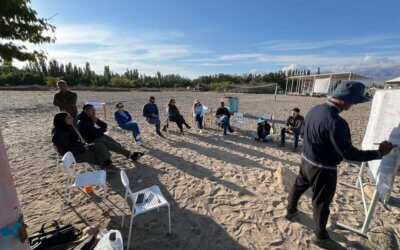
[{"xmin": 1, "ymin": 90, "xmax": 399, "ymax": 249}]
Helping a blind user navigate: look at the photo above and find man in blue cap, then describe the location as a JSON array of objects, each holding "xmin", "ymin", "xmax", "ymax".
[{"xmin": 285, "ymin": 81, "xmax": 395, "ymax": 248}]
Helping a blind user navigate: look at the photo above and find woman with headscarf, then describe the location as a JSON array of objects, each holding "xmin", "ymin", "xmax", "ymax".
[
  {"xmin": 51, "ymin": 112, "xmax": 112, "ymax": 167},
  {"xmin": 256, "ymin": 117, "xmax": 273, "ymax": 142},
  {"xmin": 193, "ymin": 100, "xmax": 204, "ymax": 129},
  {"xmin": 164, "ymin": 98, "xmax": 191, "ymax": 134}
]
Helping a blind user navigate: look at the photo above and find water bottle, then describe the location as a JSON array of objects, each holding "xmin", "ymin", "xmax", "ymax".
[{"xmin": 94, "ymin": 230, "xmax": 123, "ymax": 250}]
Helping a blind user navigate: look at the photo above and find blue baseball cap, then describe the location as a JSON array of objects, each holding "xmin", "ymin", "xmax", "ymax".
[{"xmin": 329, "ymin": 81, "xmax": 370, "ymax": 104}]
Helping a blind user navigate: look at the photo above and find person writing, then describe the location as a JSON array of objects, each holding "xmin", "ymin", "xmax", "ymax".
[
  {"xmin": 279, "ymin": 107, "xmax": 304, "ymax": 151},
  {"xmin": 53, "ymin": 80, "xmax": 78, "ymax": 124},
  {"xmin": 142, "ymin": 96, "xmax": 164, "ymax": 137},
  {"xmin": 114, "ymin": 102, "xmax": 143, "ymax": 145},
  {"xmin": 216, "ymin": 101, "xmax": 234, "ymax": 135},
  {"xmin": 78, "ymin": 104, "xmax": 144, "ymax": 162},
  {"xmin": 285, "ymin": 81, "xmax": 395, "ymax": 248}
]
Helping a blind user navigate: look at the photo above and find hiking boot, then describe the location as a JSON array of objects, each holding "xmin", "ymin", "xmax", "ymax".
[
  {"xmin": 130, "ymin": 152, "xmax": 145, "ymax": 162},
  {"xmin": 285, "ymin": 209, "xmax": 299, "ymax": 221},
  {"xmin": 228, "ymin": 127, "xmax": 234, "ymax": 133}
]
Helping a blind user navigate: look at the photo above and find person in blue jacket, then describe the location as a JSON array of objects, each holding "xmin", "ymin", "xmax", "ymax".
[
  {"xmin": 142, "ymin": 96, "xmax": 164, "ymax": 137},
  {"xmin": 114, "ymin": 102, "xmax": 143, "ymax": 145},
  {"xmin": 285, "ymin": 81, "xmax": 395, "ymax": 248}
]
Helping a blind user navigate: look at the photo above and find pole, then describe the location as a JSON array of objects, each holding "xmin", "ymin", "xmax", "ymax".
[
  {"xmin": 274, "ymin": 83, "xmax": 278, "ymax": 101},
  {"xmin": 285, "ymin": 78, "xmax": 289, "ymax": 95},
  {"xmin": 0, "ymin": 129, "xmax": 29, "ymax": 249}
]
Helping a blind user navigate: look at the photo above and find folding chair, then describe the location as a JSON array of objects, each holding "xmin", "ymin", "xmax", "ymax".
[
  {"xmin": 120, "ymin": 170, "xmax": 171, "ymax": 250},
  {"xmin": 233, "ymin": 112, "xmax": 247, "ymax": 129},
  {"xmin": 59, "ymin": 152, "xmax": 107, "ymax": 218}
]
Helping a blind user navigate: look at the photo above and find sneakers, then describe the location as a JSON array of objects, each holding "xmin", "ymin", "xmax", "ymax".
[
  {"xmin": 162, "ymin": 125, "xmax": 167, "ymax": 132},
  {"xmin": 130, "ymin": 152, "xmax": 145, "ymax": 162},
  {"xmin": 136, "ymin": 140, "xmax": 143, "ymax": 146},
  {"xmin": 285, "ymin": 209, "xmax": 299, "ymax": 221},
  {"xmin": 228, "ymin": 127, "xmax": 234, "ymax": 133},
  {"xmin": 310, "ymin": 234, "xmax": 338, "ymax": 249}
]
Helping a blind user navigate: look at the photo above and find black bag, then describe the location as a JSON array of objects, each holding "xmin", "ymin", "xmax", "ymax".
[{"xmin": 29, "ymin": 221, "xmax": 81, "ymax": 250}]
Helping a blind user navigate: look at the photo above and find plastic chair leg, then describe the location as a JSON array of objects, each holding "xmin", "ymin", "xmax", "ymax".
[
  {"xmin": 121, "ymin": 192, "xmax": 127, "ymax": 227},
  {"xmin": 127, "ymin": 214, "xmax": 136, "ymax": 250},
  {"xmin": 168, "ymin": 204, "xmax": 171, "ymax": 233}
]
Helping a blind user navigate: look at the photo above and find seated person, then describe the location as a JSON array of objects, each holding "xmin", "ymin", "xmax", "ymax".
[
  {"xmin": 114, "ymin": 102, "xmax": 143, "ymax": 145},
  {"xmin": 279, "ymin": 107, "xmax": 304, "ymax": 150},
  {"xmin": 52, "ymin": 112, "xmax": 112, "ymax": 168},
  {"xmin": 216, "ymin": 101, "xmax": 234, "ymax": 135},
  {"xmin": 256, "ymin": 117, "xmax": 273, "ymax": 142},
  {"xmin": 78, "ymin": 104, "xmax": 144, "ymax": 162},
  {"xmin": 142, "ymin": 96, "xmax": 164, "ymax": 137},
  {"xmin": 164, "ymin": 98, "xmax": 191, "ymax": 134},
  {"xmin": 193, "ymin": 100, "xmax": 204, "ymax": 130}
]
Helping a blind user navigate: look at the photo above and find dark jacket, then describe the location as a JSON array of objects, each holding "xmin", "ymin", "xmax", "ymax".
[
  {"xmin": 216, "ymin": 107, "xmax": 231, "ymax": 118},
  {"xmin": 53, "ymin": 91, "xmax": 78, "ymax": 116},
  {"xmin": 77, "ymin": 112, "xmax": 107, "ymax": 143},
  {"xmin": 114, "ymin": 110, "xmax": 133, "ymax": 127},
  {"xmin": 302, "ymin": 100, "xmax": 382, "ymax": 169},
  {"xmin": 52, "ymin": 127, "xmax": 86, "ymax": 156},
  {"xmin": 167, "ymin": 105, "xmax": 181, "ymax": 120},
  {"xmin": 142, "ymin": 103, "xmax": 159, "ymax": 118},
  {"xmin": 286, "ymin": 115, "xmax": 304, "ymax": 129},
  {"xmin": 257, "ymin": 122, "xmax": 271, "ymax": 138}
]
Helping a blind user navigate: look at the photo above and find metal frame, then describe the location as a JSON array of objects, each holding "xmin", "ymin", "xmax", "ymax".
[{"xmin": 336, "ymin": 162, "xmax": 380, "ymax": 237}]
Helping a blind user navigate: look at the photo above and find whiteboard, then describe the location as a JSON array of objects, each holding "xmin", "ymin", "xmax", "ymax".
[
  {"xmin": 362, "ymin": 89, "xmax": 400, "ymax": 202},
  {"xmin": 313, "ymin": 78, "xmax": 331, "ymax": 94}
]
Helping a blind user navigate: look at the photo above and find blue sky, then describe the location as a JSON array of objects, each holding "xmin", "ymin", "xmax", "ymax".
[{"xmin": 24, "ymin": 0, "xmax": 400, "ymax": 80}]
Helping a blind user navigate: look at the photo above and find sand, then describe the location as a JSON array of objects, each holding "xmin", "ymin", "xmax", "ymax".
[{"xmin": 1, "ymin": 90, "xmax": 399, "ymax": 249}]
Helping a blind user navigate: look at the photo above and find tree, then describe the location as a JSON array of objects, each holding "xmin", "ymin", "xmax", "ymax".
[{"xmin": 0, "ymin": 0, "xmax": 55, "ymax": 62}]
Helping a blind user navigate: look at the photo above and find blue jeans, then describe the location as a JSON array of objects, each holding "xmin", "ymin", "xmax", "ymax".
[
  {"xmin": 147, "ymin": 117, "xmax": 161, "ymax": 132},
  {"xmin": 221, "ymin": 116, "xmax": 231, "ymax": 133},
  {"xmin": 195, "ymin": 114, "xmax": 203, "ymax": 129},
  {"xmin": 281, "ymin": 127, "xmax": 300, "ymax": 148},
  {"xmin": 121, "ymin": 122, "xmax": 141, "ymax": 140}
]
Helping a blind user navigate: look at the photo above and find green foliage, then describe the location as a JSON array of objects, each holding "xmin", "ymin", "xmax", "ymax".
[
  {"xmin": 0, "ymin": 0, "xmax": 55, "ymax": 62},
  {"xmin": 210, "ymin": 81, "xmax": 231, "ymax": 92},
  {"xmin": 45, "ymin": 76, "xmax": 61, "ymax": 87}
]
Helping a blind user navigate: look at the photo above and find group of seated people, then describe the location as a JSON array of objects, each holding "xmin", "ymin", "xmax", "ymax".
[
  {"xmin": 52, "ymin": 104, "xmax": 145, "ymax": 170},
  {"xmin": 52, "ymin": 79, "xmax": 305, "ymax": 171}
]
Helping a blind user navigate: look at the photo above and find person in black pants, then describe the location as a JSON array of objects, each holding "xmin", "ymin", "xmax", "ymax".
[
  {"xmin": 164, "ymin": 99, "xmax": 191, "ymax": 134},
  {"xmin": 286, "ymin": 81, "xmax": 395, "ymax": 248}
]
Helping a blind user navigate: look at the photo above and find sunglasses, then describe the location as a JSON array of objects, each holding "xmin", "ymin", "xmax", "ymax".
[{"xmin": 117, "ymin": 106, "xmax": 124, "ymax": 108}]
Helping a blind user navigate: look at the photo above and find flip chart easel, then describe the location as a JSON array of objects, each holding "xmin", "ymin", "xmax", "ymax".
[
  {"xmin": 336, "ymin": 89, "xmax": 400, "ymax": 236},
  {"xmin": 85, "ymin": 102, "xmax": 107, "ymax": 120}
]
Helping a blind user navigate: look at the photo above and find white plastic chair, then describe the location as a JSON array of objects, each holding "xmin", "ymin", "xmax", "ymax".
[
  {"xmin": 120, "ymin": 170, "xmax": 171, "ymax": 250},
  {"xmin": 60, "ymin": 152, "xmax": 107, "ymax": 218},
  {"xmin": 233, "ymin": 112, "xmax": 247, "ymax": 128}
]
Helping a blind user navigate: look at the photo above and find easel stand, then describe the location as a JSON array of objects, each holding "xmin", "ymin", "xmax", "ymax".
[{"xmin": 336, "ymin": 162, "xmax": 380, "ymax": 237}]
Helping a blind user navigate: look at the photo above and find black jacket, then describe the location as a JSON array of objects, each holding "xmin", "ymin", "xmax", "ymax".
[
  {"xmin": 216, "ymin": 107, "xmax": 231, "ymax": 118},
  {"xmin": 52, "ymin": 127, "xmax": 86, "ymax": 156},
  {"xmin": 286, "ymin": 115, "xmax": 304, "ymax": 129},
  {"xmin": 257, "ymin": 122, "xmax": 271, "ymax": 138},
  {"xmin": 302, "ymin": 100, "xmax": 381, "ymax": 169},
  {"xmin": 77, "ymin": 112, "xmax": 107, "ymax": 143}
]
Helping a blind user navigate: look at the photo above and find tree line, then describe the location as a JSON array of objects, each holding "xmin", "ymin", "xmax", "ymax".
[{"xmin": 0, "ymin": 59, "xmax": 321, "ymax": 91}]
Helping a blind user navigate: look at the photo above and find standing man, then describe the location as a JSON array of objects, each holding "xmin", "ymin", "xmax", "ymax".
[
  {"xmin": 285, "ymin": 81, "xmax": 395, "ymax": 248},
  {"xmin": 142, "ymin": 96, "xmax": 164, "ymax": 137},
  {"xmin": 216, "ymin": 101, "xmax": 234, "ymax": 135},
  {"xmin": 53, "ymin": 80, "xmax": 78, "ymax": 125},
  {"xmin": 279, "ymin": 107, "xmax": 304, "ymax": 151}
]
